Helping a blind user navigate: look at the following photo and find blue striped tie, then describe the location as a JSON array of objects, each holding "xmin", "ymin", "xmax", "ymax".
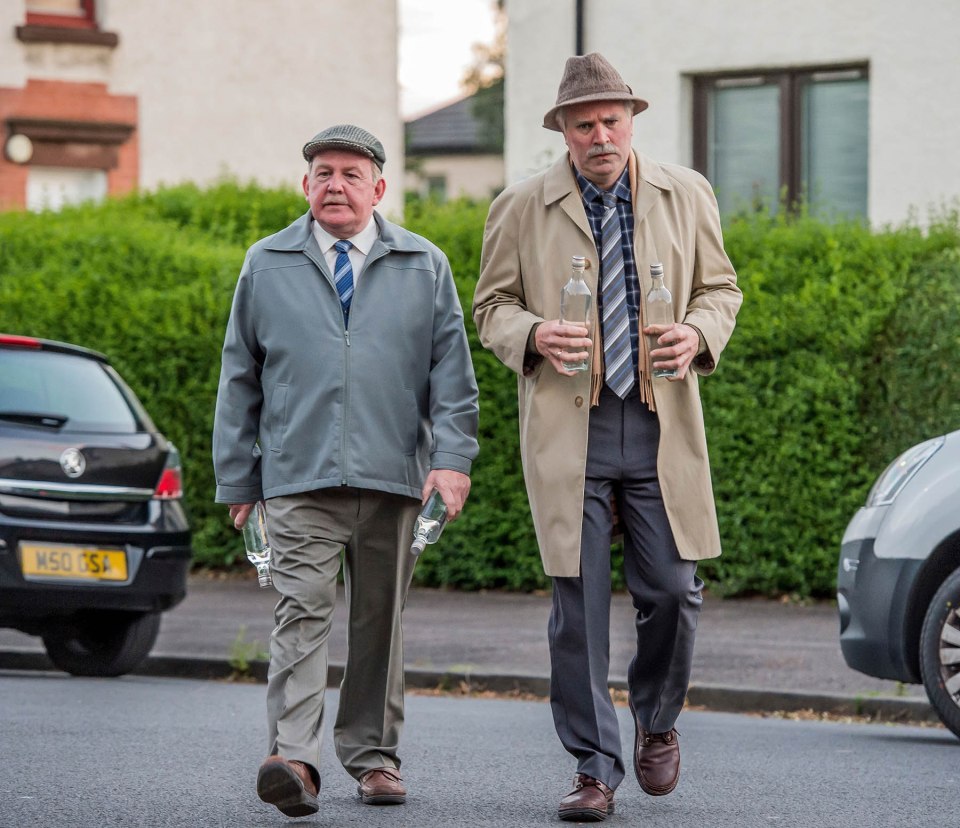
[
  {"xmin": 599, "ymin": 192, "xmax": 634, "ymax": 397},
  {"xmin": 333, "ymin": 239, "xmax": 354, "ymax": 325}
]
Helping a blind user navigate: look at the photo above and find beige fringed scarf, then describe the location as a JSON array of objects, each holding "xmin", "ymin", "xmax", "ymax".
[{"xmin": 588, "ymin": 152, "xmax": 656, "ymax": 412}]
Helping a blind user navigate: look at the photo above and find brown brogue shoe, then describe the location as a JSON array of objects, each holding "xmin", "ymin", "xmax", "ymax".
[
  {"xmin": 256, "ymin": 755, "xmax": 320, "ymax": 817},
  {"xmin": 358, "ymin": 767, "xmax": 406, "ymax": 805},
  {"xmin": 558, "ymin": 773, "xmax": 615, "ymax": 822},
  {"xmin": 634, "ymin": 726, "xmax": 681, "ymax": 796}
]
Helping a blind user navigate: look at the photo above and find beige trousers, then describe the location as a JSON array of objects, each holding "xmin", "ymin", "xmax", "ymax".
[{"xmin": 264, "ymin": 487, "xmax": 419, "ymax": 779}]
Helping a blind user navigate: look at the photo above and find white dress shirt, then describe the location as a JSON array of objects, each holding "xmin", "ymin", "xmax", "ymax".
[{"xmin": 311, "ymin": 216, "xmax": 378, "ymax": 287}]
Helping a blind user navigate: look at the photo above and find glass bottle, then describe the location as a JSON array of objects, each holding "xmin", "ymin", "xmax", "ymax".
[
  {"xmin": 645, "ymin": 262, "xmax": 678, "ymax": 379},
  {"xmin": 242, "ymin": 501, "xmax": 273, "ymax": 587},
  {"xmin": 411, "ymin": 489, "xmax": 448, "ymax": 556},
  {"xmin": 559, "ymin": 255, "xmax": 592, "ymax": 372}
]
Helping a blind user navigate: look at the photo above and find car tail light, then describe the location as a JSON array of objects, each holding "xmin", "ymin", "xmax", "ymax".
[
  {"xmin": 0, "ymin": 334, "xmax": 42, "ymax": 348},
  {"xmin": 154, "ymin": 445, "xmax": 184, "ymax": 500}
]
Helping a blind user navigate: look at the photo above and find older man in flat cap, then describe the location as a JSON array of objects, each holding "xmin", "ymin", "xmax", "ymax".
[
  {"xmin": 474, "ymin": 54, "xmax": 741, "ymax": 821},
  {"xmin": 213, "ymin": 124, "xmax": 478, "ymax": 817}
]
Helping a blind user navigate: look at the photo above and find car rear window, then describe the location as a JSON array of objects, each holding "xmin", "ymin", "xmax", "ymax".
[{"xmin": 0, "ymin": 349, "xmax": 142, "ymax": 433}]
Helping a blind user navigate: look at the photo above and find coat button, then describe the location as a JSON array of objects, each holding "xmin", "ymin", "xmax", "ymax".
[{"xmin": 575, "ymin": 396, "xmax": 584, "ymax": 408}]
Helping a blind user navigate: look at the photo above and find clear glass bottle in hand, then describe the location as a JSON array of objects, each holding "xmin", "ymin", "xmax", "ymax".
[
  {"xmin": 644, "ymin": 262, "xmax": 679, "ymax": 379},
  {"xmin": 242, "ymin": 501, "xmax": 273, "ymax": 587},
  {"xmin": 560, "ymin": 255, "xmax": 592, "ymax": 372},
  {"xmin": 411, "ymin": 489, "xmax": 448, "ymax": 556}
]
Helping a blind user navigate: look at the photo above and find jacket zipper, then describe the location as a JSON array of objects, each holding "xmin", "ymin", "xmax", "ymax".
[
  {"xmin": 303, "ymin": 242, "xmax": 355, "ymax": 488},
  {"xmin": 341, "ymin": 324, "xmax": 350, "ymax": 485}
]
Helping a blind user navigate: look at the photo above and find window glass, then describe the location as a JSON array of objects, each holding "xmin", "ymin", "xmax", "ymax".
[
  {"xmin": 709, "ymin": 83, "xmax": 780, "ymax": 216},
  {"xmin": 27, "ymin": 167, "xmax": 107, "ymax": 213},
  {"xmin": 0, "ymin": 351, "xmax": 140, "ymax": 433},
  {"xmin": 802, "ymin": 78, "xmax": 869, "ymax": 219},
  {"xmin": 697, "ymin": 66, "xmax": 869, "ymax": 221},
  {"xmin": 27, "ymin": 0, "xmax": 85, "ymax": 14}
]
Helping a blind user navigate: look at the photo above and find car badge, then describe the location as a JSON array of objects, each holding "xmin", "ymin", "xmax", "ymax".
[{"xmin": 60, "ymin": 448, "xmax": 86, "ymax": 478}]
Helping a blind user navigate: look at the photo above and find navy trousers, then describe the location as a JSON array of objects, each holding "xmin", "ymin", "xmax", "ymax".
[{"xmin": 548, "ymin": 384, "xmax": 703, "ymax": 789}]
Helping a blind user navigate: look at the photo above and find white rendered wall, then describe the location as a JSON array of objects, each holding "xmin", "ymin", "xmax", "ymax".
[
  {"xmin": 505, "ymin": 0, "xmax": 960, "ymax": 226},
  {"xmin": 3, "ymin": 0, "xmax": 403, "ymax": 218},
  {"xmin": 405, "ymin": 154, "xmax": 504, "ymax": 201}
]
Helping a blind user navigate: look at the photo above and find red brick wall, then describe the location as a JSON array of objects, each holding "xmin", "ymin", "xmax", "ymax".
[
  {"xmin": 0, "ymin": 79, "xmax": 138, "ymax": 210},
  {"xmin": 0, "ymin": 84, "xmax": 28, "ymax": 210}
]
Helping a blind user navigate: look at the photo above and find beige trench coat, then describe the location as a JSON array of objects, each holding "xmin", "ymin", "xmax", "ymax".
[{"xmin": 473, "ymin": 151, "xmax": 742, "ymax": 577}]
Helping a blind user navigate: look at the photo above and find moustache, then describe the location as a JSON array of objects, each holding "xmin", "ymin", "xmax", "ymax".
[{"xmin": 586, "ymin": 144, "xmax": 620, "ymax": 158}]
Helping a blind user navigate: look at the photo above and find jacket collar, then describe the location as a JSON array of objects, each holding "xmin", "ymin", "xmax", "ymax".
[
  {"xmin": 543, "ymin": 149, "xmax": 673, "ymax": 205},
  {"xmin": 263, "ymin": 210, "xmax": 421, "ymax": 255},
  {"xmin": 543, "ymin": 150, "xmax": 673, "ymax": 240}
]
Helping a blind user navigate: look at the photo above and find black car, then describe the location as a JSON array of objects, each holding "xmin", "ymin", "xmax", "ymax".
[{"xmin": 0, "ymin": 334, "xmax": 191, "ymax": 676}]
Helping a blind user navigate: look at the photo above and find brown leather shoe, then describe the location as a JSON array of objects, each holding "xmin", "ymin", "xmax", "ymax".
[
  {"xmin": 634, "ymin": 725, "xmax": 681, "ymax": 796},
  {"xmin": 558, "ymin": 774, "xmax": 615, "ymax": 822},
  {"xmin": 358, "ymin": 767, "xmax": 406, "ymax": 805},
  {"xmin": 256, "ymin": 755, "xmax": 319, "ymax": 817}
]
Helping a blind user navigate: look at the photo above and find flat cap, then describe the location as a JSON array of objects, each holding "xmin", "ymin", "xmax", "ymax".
[{"xmin": 302, "ymin": 124, "xmax": 386, "ymax": 169}]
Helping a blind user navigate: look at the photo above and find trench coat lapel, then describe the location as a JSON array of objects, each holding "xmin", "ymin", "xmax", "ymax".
[
  {"xmin": 543, "ymin": 152, "xmax": 674, "ymax": 253},
  {"xmin": 544, "ymin": 158, "xmax": 595, "ymax": 246},
  {"xmin": 630, "ymin": 150, "xmax": 673, "ymax": 227}
]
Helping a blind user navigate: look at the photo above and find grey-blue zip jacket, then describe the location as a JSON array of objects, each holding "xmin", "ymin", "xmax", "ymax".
[{"xmin": 213, "ymin": 210, "xmax": 479, "ymax": 504}]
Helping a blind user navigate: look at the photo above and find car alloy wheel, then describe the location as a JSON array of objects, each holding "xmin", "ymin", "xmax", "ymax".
[{"xmin": 919, "ymin": 566, "xmax": 960, "ymax": 740}]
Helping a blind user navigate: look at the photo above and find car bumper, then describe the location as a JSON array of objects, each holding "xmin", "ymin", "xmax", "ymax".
[
  {"xmin": 837, "ymin": 536, "xmax": 923, "ymax": 683},
  {"xmin": 0, "ymin": 509, "xmax": 192, "ymax": 631}
]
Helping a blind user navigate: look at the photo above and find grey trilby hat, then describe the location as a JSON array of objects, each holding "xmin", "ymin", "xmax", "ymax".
[
  {"xmin": 542, "ymin": 52, "xmax": 649, "ymax": 131},
  {"xmin": 302, "ymin": 124, "xmax": 386, "ymax": 169}
]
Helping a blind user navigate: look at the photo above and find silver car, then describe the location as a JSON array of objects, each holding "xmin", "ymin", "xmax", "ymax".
[{"xmin": 838, "ymin": 429, "xmax": 960, "ymax": 738}]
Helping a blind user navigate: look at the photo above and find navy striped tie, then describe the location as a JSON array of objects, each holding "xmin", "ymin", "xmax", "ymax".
[
  {"xmin": 599, "ymin": 192, "xmax": 634, "ymax": 397},
  {"xmin": 333, "ymin": 239, "xmax": 354, "ymax": 324}
]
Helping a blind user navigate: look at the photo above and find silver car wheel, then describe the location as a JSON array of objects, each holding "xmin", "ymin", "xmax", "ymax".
[
  {"xmin": 920, "ymin": 566, "xmax": 960, "ymax": 740},
  {"xmin": 938, "ymin": 605, "xmax": 960, "ymax": 701}
]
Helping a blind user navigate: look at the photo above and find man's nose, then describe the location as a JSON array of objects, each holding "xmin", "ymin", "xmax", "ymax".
[
  {"xmin": 593, "ymin": 124, "xmax": 611, "ymax": 144},
  {"xmin": 326, "ymin": 174, "xmax": 345, "ymax": 191}
]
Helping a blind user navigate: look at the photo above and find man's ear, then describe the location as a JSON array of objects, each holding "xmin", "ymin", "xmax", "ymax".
[{"xmin": 372, "ymin": 177, "xmax": 386, "ymax": 206}]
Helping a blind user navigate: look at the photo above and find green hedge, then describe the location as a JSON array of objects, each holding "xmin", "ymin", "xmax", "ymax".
[
  {"xmin": 403, "ymin": 197, "xmax": 545, "ymax": 590},
  {"xmin": 0, "ymin": 203, "xmax": 242, "ymax": 565},
  {"xmin": 700, "ymin": 210, "xmax": 957, "ymax": 596},
  {"xmin": 1, "ymin": 185, "xmax": 958, "ymax": 596}
]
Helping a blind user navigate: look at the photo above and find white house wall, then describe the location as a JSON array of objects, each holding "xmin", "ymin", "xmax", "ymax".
[
  {"xmin": 405, "ymin": 154, "xmax": 504, "ymax": 201},
  {"xmin": 505, "ymin": 0, "xmax": 960, "ymax": 226},
  {"xmin": 1, "ymin": 0, "xmax": 403, "ymax": 218}
]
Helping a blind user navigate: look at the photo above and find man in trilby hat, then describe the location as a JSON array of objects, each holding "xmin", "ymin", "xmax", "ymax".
[{"xmin": 474, "ymin": 54, "xmax": 741, "ymax": 821}]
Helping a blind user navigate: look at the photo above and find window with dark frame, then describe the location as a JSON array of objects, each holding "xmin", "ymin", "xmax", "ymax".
[{"xmin": 693, "ymin": 65, "xmax": 869, "ymax": 220}]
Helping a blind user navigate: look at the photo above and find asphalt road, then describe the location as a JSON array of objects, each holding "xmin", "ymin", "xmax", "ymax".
[{"xmin": 1, "ymin": 670, "xmax": 956, "ymax": 828}]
